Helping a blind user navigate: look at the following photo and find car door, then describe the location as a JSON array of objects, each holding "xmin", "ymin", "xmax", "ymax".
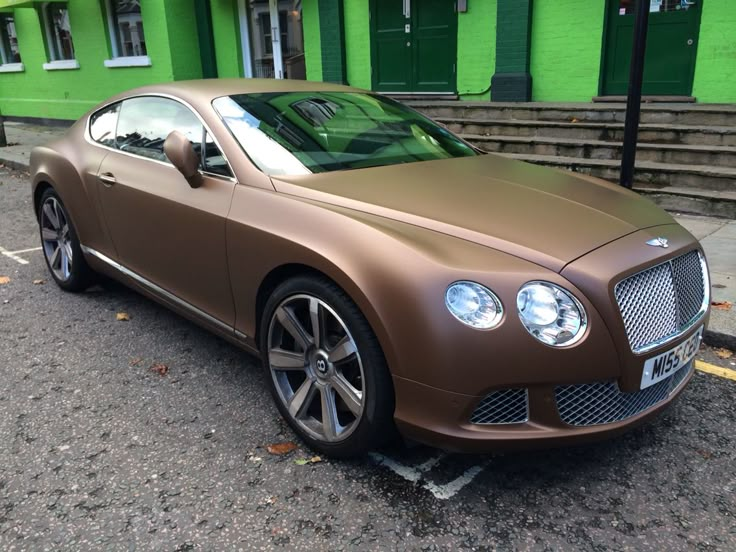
[{"xmin": 95, "ymin": 95, "xmax": 237, "ymax": 327}]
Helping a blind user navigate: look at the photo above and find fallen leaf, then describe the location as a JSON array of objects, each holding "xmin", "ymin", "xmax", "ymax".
[
  {"xmin": 129, "ymin": 357, "xmax": 144, "ymax": 367},
  {"xmin": 0, "ymin": 276, "xmax": 10, "ymax": 285},
  {"xmin": 32, "ymin": 279, "xmax": 45, "ymax": 285},
  {"xmin": 116, "ymin": 312, "xmax": 130, "ymax": 321},
  {"xmin": 150, "ymin": 362, "xmax": 169, "ymax": 376},
  {"xmin": 711, "ymin": 300, "xmax": 732, "ymax": 310},
  {"xmin": 571, "ymin": 117, "xmax": 579, "ymax": 123},
  {"xmin": 266, "ymin": 442, "xmax": 298, "ymax": 455},
  {"xmin": 715, "ymin": 348, "xmax": 733, "ymax": 360},
  {"xmin": 696, "ymin": 449, "xmax": 712, "ymax": 459},
  {"xmin": 294, "ymin": 456, "xmax": 321, "ymax": 466}
]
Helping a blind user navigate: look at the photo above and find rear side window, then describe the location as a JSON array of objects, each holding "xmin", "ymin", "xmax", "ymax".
[
  {"xmin": 89, "ymin": 102, "xmax": 120, "ymax": 147},
  {"xmin": 115, "ymin": 96, "xmax": 202, "ymax": 162}
]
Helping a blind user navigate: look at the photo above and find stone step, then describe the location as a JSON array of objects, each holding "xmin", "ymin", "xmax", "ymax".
[
  {"xmin": 467, "ymin": 134, "xmax": 736, "ymax": 168},
  {"xmin": 410, "ymin": 101, "xmax": 736, "ymax": 127},
  {"xmin": 497, "ymin": 152, "xmax": 736, "ymax": 193},
  {"xmin": 635, "ymin": 187, "xmax": 736, "ymax": 219},
  {"xmin": 439, "ymin": 118, "xmax": 736, "ymax": 147}
]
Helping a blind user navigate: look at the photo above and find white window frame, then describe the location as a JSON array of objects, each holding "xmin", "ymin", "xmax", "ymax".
[
  {"xmin": 102, "ymin": 0, "xmax": 151, "ymax": 68},
  {"xmin": 237, "ymin": 0, "xmax": 285, "ymax": 79},
  {"xmin": 0, "ymin": 12, "xmax": 24, "ymax": 72},
  {"xmin": 41, "ymin": 2, "xmax": 79, "ymax": 71}
]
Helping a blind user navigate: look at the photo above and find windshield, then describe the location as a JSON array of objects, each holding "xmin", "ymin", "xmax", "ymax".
[{"xmin": 212, "ymin": 91, "xmax": 477, "ymax": 175}]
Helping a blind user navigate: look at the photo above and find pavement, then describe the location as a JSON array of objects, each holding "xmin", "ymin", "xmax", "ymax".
[
  {"xmin": 0, "ymin": 163, "xmax": 735, "ymax": 550},
  {"xmin": 2, "ymin": 120, "xmax": 735, "ymax": 349}
]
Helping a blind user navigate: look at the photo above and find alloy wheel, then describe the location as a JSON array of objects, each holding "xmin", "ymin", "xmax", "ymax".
[
  {"xmin": 40, "ymin": 196, "xmax": 73, "ymax": 282},
  {"xmin": 267, "ymin": 294, "xmax": 365, "ymax": 443}
]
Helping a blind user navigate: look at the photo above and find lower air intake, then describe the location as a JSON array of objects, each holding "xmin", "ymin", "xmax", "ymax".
[{"xmin": 555, "ymin": 361, "xmax": 692, "ymax": 427}]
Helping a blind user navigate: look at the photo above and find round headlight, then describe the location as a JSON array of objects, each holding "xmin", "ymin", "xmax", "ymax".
[
  {"xmin": 517, "ymin": 282, "xmax": 587, "ymax": 346},
  {"xmin": 445, "ymin": 281, "xmax": 503, "ymax": 330}
]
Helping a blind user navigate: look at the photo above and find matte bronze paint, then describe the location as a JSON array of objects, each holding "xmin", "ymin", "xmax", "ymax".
[{"xmin": 30, "ymin": 79, "xmax": 709, "ymax": 452}]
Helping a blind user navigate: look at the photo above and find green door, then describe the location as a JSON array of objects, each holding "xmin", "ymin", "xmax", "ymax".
[
  {"xmin": 601, "ymin": 0, "xmax": 702, "ymax": 96},
  {"xmin": 371, "ymin": 0, "xmax": 457, "ymax": 93}
]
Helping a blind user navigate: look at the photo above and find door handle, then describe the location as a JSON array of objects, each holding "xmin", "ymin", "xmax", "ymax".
[{"xmin": 99, "ymin": 172, "xmax": 116, "ymax": 186}]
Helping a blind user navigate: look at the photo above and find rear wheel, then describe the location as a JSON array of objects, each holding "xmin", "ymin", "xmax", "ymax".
[
  {"xmin": 260, "ymin": 276, "xmax": 395, "ymax": 458},
  {"xmin": 38, "ymin": 188, "xmax": 95, "ymax": 291}
]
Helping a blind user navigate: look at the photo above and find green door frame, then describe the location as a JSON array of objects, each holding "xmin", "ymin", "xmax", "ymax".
[{"xmin": 369, "ymin": 0, "xmax": 457, "ymax": 93}]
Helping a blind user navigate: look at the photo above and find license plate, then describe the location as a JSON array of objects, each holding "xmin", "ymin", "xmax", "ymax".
[{"xmin": 641, "ymin": 326, "xmax": 702, "ymax": 389}]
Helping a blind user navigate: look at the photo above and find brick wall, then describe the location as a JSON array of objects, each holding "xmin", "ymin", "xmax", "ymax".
[
  {"xmin": 692, "ymin": 0, "xmax": 736, "ymax": 103},
  {"xmin": 457, "ymin": 0, "xmax": 496, "ymax": 100},
  {"xmin": 530, "ymin": 0, "xmax": 606, "ymax": 102}
]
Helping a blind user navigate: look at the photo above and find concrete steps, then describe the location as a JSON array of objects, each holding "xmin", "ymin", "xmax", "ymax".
[
  {"xmin": 468, "ymin": 135, "xmax": 736, "ymax": 168},
  {"xmin": 412, "ymin": 101, "xmax": 736, "ymax": 127},
  {"xmin": 439, "ymin": 118, "xmax": 736, "ymax": 147},
  {"xmin": 407, "ymin": 101, "xmax": 736, "ymax": 218}
]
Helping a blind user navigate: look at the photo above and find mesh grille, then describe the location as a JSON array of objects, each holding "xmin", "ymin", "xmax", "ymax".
[
  {"xmin": 555, "ymin": 361, "xmax": 692, "ymax": 427},
  {"xmin": 615, "ymin": 251, "xmax": 706, "ymax": 352},
  {"xmin": 470, "ymin": 388, "xmax": 529, "ymax": 425}
]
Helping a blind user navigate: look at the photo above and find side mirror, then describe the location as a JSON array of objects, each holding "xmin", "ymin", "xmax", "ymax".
[{"xmin": 164, "ymin": 130, "xmax": 202, "ymax": 188}]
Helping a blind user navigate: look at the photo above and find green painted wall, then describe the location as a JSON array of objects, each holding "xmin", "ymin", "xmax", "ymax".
[
  {"xmin": 457, "ymin": 0, "xmax": 496, "ymax": 100},
  {"xmin": 0, "ymin": 0, "xmax": 200, "ymax": 121},
  {"xmin": 209, "ymin": 0, "xmax": 242, "ymax": 78},
  {"xmin": 692, "ymin": 0, "xmax": 736, "ymax": 103},
  {"xmin": 303, "ymin": 0, "xmax": 323, "ymax": 81},
  {"xmin": 343, "ymin": 0, "xmax": 370, "ymax": 89},
  {"xmin": 530, "ymin": 0, "xmax": 606, "ymax": 102}
]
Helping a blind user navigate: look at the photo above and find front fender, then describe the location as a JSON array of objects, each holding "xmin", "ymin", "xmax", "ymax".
[{"xmin": 226, "ymin": 185, "xmax": 620, "ymax": 396}]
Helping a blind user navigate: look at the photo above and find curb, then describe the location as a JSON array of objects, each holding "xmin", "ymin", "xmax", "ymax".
[
  {"xmin": 703, "ymin": 329, "xmax": 736, "ymax": 353},
  {"xmin": 0, "ymin": 157, "xmax": 30, "ymax": 172}
]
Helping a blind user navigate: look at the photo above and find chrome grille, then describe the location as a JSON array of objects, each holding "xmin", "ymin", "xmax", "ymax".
[
  {"xmin": 555, "ymin": 361, "xmax": 692, "ymax": 427},
  {"xmin": 470, "ymin": 388, "xmax": 529, "ymax": 425},
  {"xmin": 615, "ymin": 250, "xmax": 707, "ymax": 353}
]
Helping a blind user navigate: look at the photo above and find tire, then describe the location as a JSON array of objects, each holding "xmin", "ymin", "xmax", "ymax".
[
  {"xmin": 260, "ymin": 275, "xmax": 396, "ymax": 458},
  {"xmin": 38, "ymin": 188, "xmax": 96, "ymax": 292}
]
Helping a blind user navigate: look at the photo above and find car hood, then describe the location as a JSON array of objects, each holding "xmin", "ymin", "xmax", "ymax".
[{"xmin": 271, "ymin": 154, "xmax": 675, "ymax": 272}]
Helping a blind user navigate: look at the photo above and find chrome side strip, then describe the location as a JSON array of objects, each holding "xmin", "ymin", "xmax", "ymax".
[{"xmin": 81, "ymin": 245, "xmax": 239, "ymax": 338}]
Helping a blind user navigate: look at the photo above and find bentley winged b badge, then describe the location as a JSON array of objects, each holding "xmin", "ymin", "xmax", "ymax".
[{"xmin": 646, "ymin": 237, "xmax": 669, "ymax": 248}]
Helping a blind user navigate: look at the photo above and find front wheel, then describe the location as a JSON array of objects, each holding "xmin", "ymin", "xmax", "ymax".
[{"xmin": 260, "ymin": 276, "xmax": 395, "ymax": 458}]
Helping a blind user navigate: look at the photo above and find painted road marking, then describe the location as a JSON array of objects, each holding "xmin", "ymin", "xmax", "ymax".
[
  {"xmin": 695, "ymin": 360, "xmax": 736, "ymax": 382},
  {"xmin": 0, "ymin": 245, "xmax": 41, "ymax": 265},
  {"xmin": 369, "ymin": 452, "xmax": 490, "ymax": 500}
]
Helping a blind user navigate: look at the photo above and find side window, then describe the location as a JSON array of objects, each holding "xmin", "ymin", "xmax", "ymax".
[
  {"xmin": 107, "ymin": 0, "xmax": 147, "ymax": 57},
  {"xmin": 42, "ymin": 2, "xmax": 76, "ymax": 62},
  {"xmin": 202, "ymin": 132, "xmax": 233, "ymax": 178},
  {"xmin": 0, "ymin": 14, "xmax": 21, "ymax": 65},
  {"xmin": 89, "ymin": 102, "xmax": 120, "ymax": 147},
  {"xmin": 115, "ymin": 97, "xmax": 202, "ymax": 162}
]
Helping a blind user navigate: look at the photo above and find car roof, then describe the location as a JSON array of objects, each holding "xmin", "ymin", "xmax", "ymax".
[{"xmin": 100, "ymin": 78, "xmax": 364, "ymax": 112}]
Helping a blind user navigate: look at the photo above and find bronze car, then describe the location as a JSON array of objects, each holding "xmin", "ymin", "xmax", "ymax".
[{"xmin": 30, "ymin": 79, "xmax": 710, "ymax": 457}]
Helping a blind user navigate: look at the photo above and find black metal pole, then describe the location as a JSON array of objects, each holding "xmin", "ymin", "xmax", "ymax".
[{"xmin": 619, "ymin": 0, "xmax": 651, "ymax": 189}]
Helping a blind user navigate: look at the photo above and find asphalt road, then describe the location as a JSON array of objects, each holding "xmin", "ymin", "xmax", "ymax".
[{"xmin": 1, "ymin": 166, "xmax": 735, "ymax": 551}]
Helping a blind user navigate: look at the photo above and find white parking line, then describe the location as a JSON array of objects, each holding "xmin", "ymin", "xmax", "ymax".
[
  {"xmin": 369, "ymin": 452, "xmax": 489, "ymax": 500},
  {"xmin": 0, "ymin": 245, "xmax": 41, "ymax": 265}
]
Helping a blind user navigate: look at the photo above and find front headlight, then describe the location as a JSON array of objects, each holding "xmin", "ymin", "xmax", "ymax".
[
  {"xmin": 445, "ymin": 281, "xmax": 503, "ymax": 330},
  {"xmin": 516, "ymin": 282, "xmax": 587, "ymax": 346}
]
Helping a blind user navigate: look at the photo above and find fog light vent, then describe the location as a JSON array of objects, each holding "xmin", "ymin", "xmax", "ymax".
[{"xmin": 470, "ymin": 388, "xmax": 529, "ymax": 425}]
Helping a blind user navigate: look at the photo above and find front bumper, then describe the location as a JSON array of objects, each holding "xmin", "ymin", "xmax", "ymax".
[{"xmin": 393, "ymin": 358, "xmax": 695, "ymax": 453}]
